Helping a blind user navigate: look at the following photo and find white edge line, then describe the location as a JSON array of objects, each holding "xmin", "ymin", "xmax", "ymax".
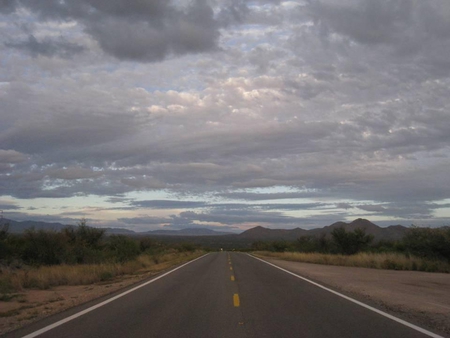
[
  {"xmin": 21, "ymin": 253, "xmax": 210, "ymax": 338},
  {"xmin": 248, "ymin": 254, "xmax": 444, "ymax": 338}
]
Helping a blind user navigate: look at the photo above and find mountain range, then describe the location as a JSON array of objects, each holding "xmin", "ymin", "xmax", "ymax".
[
  {"xmin": 0, "ymin": 218, "xmax": 231, "ymax": 236},
  {"xmin": 237, "ymin": 218, "xmax": 408, "ymax": 242},
  {"xmin": 0, "ymin": 218, "xmax": 409, "ymax": 241}
]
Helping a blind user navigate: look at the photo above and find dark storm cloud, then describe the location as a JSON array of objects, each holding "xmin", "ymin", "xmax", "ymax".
[
  {"xmin": 5, "ymin": 35, "xmax": 85, "ymax": 58},
  {"xmin": 4, "ymin": 0, "xmax": 223, "ymax": 62}
]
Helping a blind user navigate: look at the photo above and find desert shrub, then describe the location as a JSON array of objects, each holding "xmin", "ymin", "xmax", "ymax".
[
  {"xmin": 106, "ymin": 235, "xmax": 140, "ymax": 262},
  {"xmin": 21, "ymin": 229, "xmax": 68, "ymax": 266},
  {"xmin": 272, "ymin": 241, "xmax": 290, "ymax": 252},
  {"xmin": 331, "ymin": 227, "xmax": 374, "ymax": 255},
  {"xmin": 176, "ymin": 242, "xmax": 198, "ymax": 252},
  {"xmin": 295, "ymin": 235, "xmax": 331, "ymax": 253},
  {"xmin": 251, "ymin": 241, "xmax": 272, "ymax": 251},
  {"xmin": 63, "ymin": 221, "xmax": 106, "ymax": 264},
  {"xmin": 0, "ymin": 223, "xmax": 11, "ymax": 261},
  {"xmin": 403, "ymin": 226, "xmax": 450, "ymax": 261},
  {"xmin": 64, "ymin": 220, "xmax": 104, "ymax": 249},
  {"xmin": 139, "ymin": 237, "xmax": 155, "ymax": 253}
]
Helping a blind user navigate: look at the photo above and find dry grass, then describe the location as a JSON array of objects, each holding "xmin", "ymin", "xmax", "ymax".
[
  {"xmin": 0, "ymin": 250, "xmax": 204, "ymax": 292},
  {"xmin": 253, "ymin": 251, "xmax": 450, "ymax": 273}
]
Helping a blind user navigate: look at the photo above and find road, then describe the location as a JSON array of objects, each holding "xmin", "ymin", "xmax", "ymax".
[{"xmin": 5, "ymin": 252, "xmax": 444, "ymax": 338}]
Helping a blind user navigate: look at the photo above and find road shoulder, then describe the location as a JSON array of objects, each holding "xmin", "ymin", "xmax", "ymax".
[{"xmin": 257, "ymin": 256, "xmax": 450, "ymax": 337}]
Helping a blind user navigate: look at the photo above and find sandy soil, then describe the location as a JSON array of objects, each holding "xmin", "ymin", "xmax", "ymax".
[
  {"xmin": 0, "ymin": 273, "xmax": 151, "ymax": 336},
  {"xmin": 263, "ymin": 257, "xmax": 450, "ymax": 337}
]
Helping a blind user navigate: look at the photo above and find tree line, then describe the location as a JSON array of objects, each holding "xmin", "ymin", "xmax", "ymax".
[
  {"xmin": 251, "ymin": 226, "xmax": 450, "ymax": 261},
  {"xmin": 0, "ymin": 219, "xmax": 200, "ymax": 267}
]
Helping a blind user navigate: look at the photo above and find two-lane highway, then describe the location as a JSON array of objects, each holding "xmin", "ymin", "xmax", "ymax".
[{"xmin": 5, "ymin": 252, "xmax": 444, "ymax": 338}]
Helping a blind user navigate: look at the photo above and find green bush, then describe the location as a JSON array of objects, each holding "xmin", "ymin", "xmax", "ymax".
[
  {"xmin": 0, "ymin": 223, "xmax": 11, "ymax": 260},
  {"xmin": 63, "ymin": 221, "xmax": 106, "ymax": 264},
  {"xmin": 21, "ymin": 229, "xmax": 68, "ymax": 265},
  {"xmin": 331, "ymin": 227, "xmax": 374, "ymax": 255},
  {"xmin": 106, "ymin": 235, "xmax": 140, "ymax": 262},
  {"xmin": 403, "ymin": 226, "xmax": 450, "ymax": 261},
  {"xmin": 295, "ymin": 235, "xmax": 331, "ymax": 253}
]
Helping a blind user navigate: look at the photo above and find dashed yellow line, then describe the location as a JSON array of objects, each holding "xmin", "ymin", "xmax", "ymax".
[
  {"xmin": 231, "ymin": 275, "xmax": 235, "ymax": 281},
  {"xmin": 233, "ymin": 294, "xmax": 240, "ymax": 307},
  {"xmin": 230, "ymin": 266, "xmax": 233, "ymax": 271}
]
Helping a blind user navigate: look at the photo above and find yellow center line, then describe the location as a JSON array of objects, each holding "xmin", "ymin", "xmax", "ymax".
[
  {"xmin": 231, "ymin": 275, "xmax": 235, "ymax": 281},
  {"xmin": 233, "ymin": 294, "xmax": 240, "ymax": 307},
  {"xmin": 230, "ymin": 266, "xmax": 233, "ymax": 271}
]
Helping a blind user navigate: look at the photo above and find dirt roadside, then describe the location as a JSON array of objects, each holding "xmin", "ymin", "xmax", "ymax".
[
  {"xmin": 0, "ymin": 272, "xmax": 151, "ymax": 336},
  {"xmin": 260, "ymin": 257, "xmax": 450, "ymax": 337}
]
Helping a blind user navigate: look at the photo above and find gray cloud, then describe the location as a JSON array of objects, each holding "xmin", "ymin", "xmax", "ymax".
[
  {"xmin": 311, "ymin": 0, "xmax": 450, "ymax": 77},
  {"xmin": 0, "ymin": 0, "xmax": 15, "ymax": 14},
  {"xmin": 3, "ymin": 0, "xmax": 223, "ymax": 62},
  {"xmin": 131, "ymin": 199, "xmax": 324, "ymax": 211},
  {"xmin": 133, "ymin": 200, "xmax": 208, "ymax": 209},
  {"xmin": 0, "ymin": 203, "xmax": 20, "ymax": 210},
  {"xmin": 0, "ymin": 0, "xmax": 449, "ymax": 230},
  {"xmin": 118, "ymin": 216, "xmax": 171, "ymax": 225},
  {"xmin": 0, "ymin": 149, "xmax": 27, "ymax": 164},
  {"xmin": 5, "ymin": 35, "xmax": 85, "ymax": 58},
  {"xmin": 219, "ymin": 192, "xmax": 321, "ymax": 201}
]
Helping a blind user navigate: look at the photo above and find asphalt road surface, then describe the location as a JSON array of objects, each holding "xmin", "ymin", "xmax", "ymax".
[{"xmin": 5, "ymin": 252, "xmax": 444, "ymax": 338}]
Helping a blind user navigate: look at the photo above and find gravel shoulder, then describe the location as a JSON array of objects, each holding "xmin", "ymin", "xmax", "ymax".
[
  {"xmin": 261, "ymin": 256, "xmax": 450, "ymax": 337},
  {"xmin": 0, "ymin": 273, "xmax": 148, "ymax": 336}
]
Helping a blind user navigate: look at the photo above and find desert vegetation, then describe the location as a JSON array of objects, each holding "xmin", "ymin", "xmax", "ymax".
[
  {"xmin": 0, "ymin": 220, "xmax": 204, "ymax": 297},
  {"xmin": 253, "ymin": 226, "xmax": 450, "ymax": 273}
]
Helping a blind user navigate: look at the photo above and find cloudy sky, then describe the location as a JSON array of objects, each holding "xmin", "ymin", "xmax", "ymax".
[{"xmin": 1, "ymin": 0, "xmax": 450, "ymax": 232}]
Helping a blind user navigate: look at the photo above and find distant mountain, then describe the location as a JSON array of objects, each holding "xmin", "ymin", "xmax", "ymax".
[
  {"xmin": 308, "ymin": 218, "xmax": 408, "ymax": 241},
  {"xmin": 0, "ymin": 219, "xmax": 232, "ymax": 237},
  {"xmin": 238, "ymin": 218, "xmax": 409, "ymax": 242},
  {"xmin": 238, "ymin": 226, "xmax": 307, "ymax": 240},
  {"xmin": 0, "ymin": 218, "xmax": 70, "ymax": 233},
  {"xmin": 143, "ymin": 228, "xmax": 231, "ymax": 236},
  {"xmin": 100, "ymin": 227, "xmax": 137, "ymax": 235},
  {"xmin": 0, "ymin": 217, "xmax": 409, "ymax": 241}
]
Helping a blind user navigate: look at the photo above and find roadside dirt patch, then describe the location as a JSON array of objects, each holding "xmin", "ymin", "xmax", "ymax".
[
  {"xmin": 0, "ymin": 273, "xmax": 146, "ymax": 335},
  {"xmin": 262, "ymin": 257, "xmax": 450, "ymax": 337}
]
